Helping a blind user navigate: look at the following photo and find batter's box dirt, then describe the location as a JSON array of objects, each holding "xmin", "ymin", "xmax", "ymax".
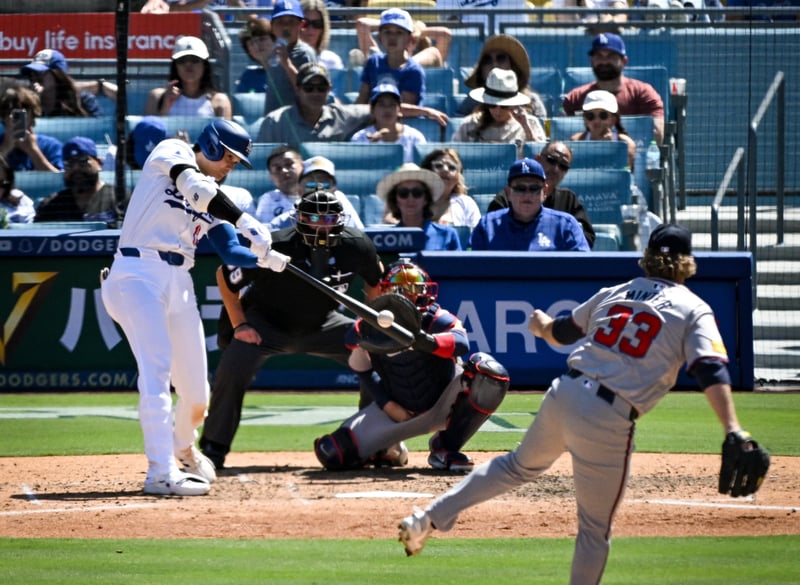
[{"xmin": 1, "ymin": 452, "xmax": 797, "ymax": 540}]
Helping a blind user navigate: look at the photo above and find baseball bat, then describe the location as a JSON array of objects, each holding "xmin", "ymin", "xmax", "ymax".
[{"xmin": 284, "ymin": 263, "xmax": 415, "ymax": 346}]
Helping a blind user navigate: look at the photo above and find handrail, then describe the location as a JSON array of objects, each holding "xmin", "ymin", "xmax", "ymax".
[{"xmin": 710, "ymin": 147, "xmax": 745, "ymax": 252}]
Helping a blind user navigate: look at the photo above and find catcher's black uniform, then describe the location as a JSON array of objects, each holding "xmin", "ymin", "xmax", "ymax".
[{"xmin": 200, "ymin": 226, "xmax": 383, "ymax": 466}]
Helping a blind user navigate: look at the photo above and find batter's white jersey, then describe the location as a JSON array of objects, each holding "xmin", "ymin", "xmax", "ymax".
[
  {"xmin": 118, "ymin": 138, "xmax": 222, "ymax": 266},
  {"xmin": 567, "ymin": 276, "xmax": 728, "ymax": 415}
]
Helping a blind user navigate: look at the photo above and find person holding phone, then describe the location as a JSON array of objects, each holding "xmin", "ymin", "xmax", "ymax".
[{"xmin": 0, "ymin": 86, "xmax": 63, "ymax": 171}]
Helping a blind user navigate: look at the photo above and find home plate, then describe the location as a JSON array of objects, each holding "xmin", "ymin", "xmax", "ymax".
[{"xmin": 335, "ymin": 490, "xmax": 434, "ymax": 499}]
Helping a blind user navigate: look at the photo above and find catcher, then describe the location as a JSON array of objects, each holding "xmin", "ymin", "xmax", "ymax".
[
  {"xmin": 397, "ymin": 223, "xmax": 770, "ymax": 584},
  {"xmin": 314, "ymin": 260, "xmax": 510, "ymax": 472}
]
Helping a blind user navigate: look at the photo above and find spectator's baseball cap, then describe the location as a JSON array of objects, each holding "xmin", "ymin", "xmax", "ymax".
[
  {"xmin": 271, "ymin": 0, "xmax": 305, "ymax": 20},
  {"xmin": 297, "ymin": 62, "xmax": 331, "ymax": 86},
  {"xmin": 133, "ymin": 116, "xmax": 168, "ymax": 168},
  {"xmin": 172, "ymin": 36, "xmax": 210, "ymax": 61},
  {"xmin": 647, "ymin": 223, "xmax": 692, "ymax": 256},
  {"xmin": 369, "ymin": 82, "xmax": 401, "ymax": 105},
  {"xmin": 589, "ymin": 33, "xmax": 626, "ymax": 57},
  {"xmin": 582, "ymin": 90, "xmax": 619, "ymax": 114},
  {"xmin": 63, "ymin": 137, "xmax": 98, "ymax": 161},
  {"xmin": 508, "ymin": 158, "xmax": 546, "ymax": 183},
  {"xmin": 379, "ymin": 8, "xmax": 414, "ymax": 33},
  {"xmin": 302, "ymin": 156, "xmax": 336, "ymax": 179},
  {"xmin": 21, "ymin": 49, "xmax": 68, "ymax": 76}
]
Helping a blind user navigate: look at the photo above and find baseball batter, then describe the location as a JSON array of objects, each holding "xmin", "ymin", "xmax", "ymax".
[
  {"xmin": 398, "ymin": 224, "xmax": 769, "ymax": 584},
  {"xmin": 314, "ymin": 261, "xmax": 510, "ymax": 472},
  {"xmin": 101, "ymin": 119, "xmax": 288, "ymax": 497}
]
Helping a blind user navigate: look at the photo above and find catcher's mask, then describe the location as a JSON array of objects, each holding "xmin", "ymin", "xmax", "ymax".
[
  {"xmin": 294, "ymin": 190, "xmax": 345, "ymax": 248},
  {"xmin": 380, "ymin": 261, "xmax": 438, "ymax": 307}
]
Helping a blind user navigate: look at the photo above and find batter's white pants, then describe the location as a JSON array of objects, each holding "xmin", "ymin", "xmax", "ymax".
[{"xmin": 101, "ymin": 255, "xmax": 210, "ymax": 478}]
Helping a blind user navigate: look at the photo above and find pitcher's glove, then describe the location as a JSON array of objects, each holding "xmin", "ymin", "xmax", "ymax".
[
  {"xmin": 358, "ymin": 294, "xmax": 420, "ymax": 354},
  {"xmin": 718, "ymin": 430, "xmax": 770, "ymax": 497}
]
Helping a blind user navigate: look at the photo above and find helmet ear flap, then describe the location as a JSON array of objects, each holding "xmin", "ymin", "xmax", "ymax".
[{"xmin": 199, "ymin": 124, "xmax": 223, "ymax": 162}]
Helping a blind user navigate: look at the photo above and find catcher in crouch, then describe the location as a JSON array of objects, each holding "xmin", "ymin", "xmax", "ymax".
[{"xmin": 314, "ymin": 260, "xmax": 510, "ymax": 472}]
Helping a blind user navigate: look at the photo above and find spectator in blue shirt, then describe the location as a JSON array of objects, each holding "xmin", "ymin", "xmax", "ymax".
[
  {"xmin": 355, "ymin": 8, "xmax": 426, "ymax": 106},
  {"xmin": 470, "ymin": 158, "xmax": 590, "ymax": 252},
  {"xmin": 377, "ymin": 163, "xmax": 461, "ymax": 251},
  {"xmin": 0, "ymin": 86, "xmax": 63, "ymax": 171}
]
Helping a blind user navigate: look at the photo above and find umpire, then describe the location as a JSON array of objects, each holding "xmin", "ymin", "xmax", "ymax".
[{"xmin": 200, "ymin": 190, "xmax": 384, "ymax": 469}]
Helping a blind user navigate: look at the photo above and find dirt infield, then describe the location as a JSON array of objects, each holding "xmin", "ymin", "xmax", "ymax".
[{"xmin": 1, "ymin": 452, "xmax": 798, "ymax": 540}]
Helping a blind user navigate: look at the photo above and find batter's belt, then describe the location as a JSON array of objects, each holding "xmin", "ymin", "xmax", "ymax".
[{"xmin": 566, "ymin": 369, "xmax": 639, "ymax": 421}]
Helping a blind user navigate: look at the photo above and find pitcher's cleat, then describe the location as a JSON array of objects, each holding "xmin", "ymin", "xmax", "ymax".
[{"xmin": 398, "ymin": 508, "xmax": 433, "ymax": 556}]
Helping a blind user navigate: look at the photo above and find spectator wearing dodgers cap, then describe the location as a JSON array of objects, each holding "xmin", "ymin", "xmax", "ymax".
[
  {"xmin": 355, "ymin": 8, "xmax": 426, "ymax": 106},
  {"xmin": 350, "ymin": 82, "xmax": 427, "ymax": 163},
  {"xmin": 145, "ymin": 36, "xmax": 233, "ymax": 119},
  {"xmin": 20, "ymin": 49, "xmax": 103, "ymax": 118},
  {"xmin": 35, "ymin": 136, "xmax": 129, "ymax": 228},
  {"xmin": 561, "ymin": 33, "xmax": 665, "ymax": 144},
  {"xmin": 469, "ymin": 158, "xmax": 590, "ymax": 252}
]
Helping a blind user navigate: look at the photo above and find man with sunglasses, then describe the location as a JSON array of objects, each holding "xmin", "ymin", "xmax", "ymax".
[
  {"xmin": 470, "ymin": 158, "xmax": 590, "ymax": 251},
  {"xmin": 35, "ymin": 136, "xmax": 129, "ymax": 227},
  {"xmin": 257, "ymin": 62, "xmax": 447, "ymax": 148},
  {"xmin": 561, "ymin": 33, "xmax": 665, "ymax": 145},
  {"xmin": 200, "ymin": 190, "xmax": 385, "ymax": 470},
  {"xmin": 487, "ymin": 142, "xmax": 596, "ymax": 248}
]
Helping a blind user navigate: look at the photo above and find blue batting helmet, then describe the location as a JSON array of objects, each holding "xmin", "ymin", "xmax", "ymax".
[{"xmin": 196, "ymin": 119, "xmax": 253, "ymax": 169}]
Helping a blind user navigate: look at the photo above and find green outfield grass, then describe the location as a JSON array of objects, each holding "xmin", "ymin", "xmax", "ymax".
[
  {"xmin": 1, "ymin": 391, "xmax": 797, "ymax": 584},
  {"xmin": 1, "ymin": 391, "xmax": 797, "ymax": 456},
  {"xmin": 1, "ymin": 536, "xmax": 798, "ymax": 585}
]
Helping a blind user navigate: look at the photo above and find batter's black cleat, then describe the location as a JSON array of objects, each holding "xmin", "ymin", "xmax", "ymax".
[{"xmin": 428, "ymin": 449, "xmax": 474, "ymax": 473}]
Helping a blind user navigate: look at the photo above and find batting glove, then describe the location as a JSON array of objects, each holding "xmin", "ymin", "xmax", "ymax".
[
  {"xmin": 257, "ymin": 249, "xmax": 290, "ymax": 272},
  {"xmin": 236, "ymin": 212, "xmax": 272, "ymax": 258}
]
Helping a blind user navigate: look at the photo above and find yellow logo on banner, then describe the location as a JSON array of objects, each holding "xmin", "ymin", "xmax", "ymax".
[{"xmin": 0, "ymin": 272, "xmax": 58, "ymax": 365}]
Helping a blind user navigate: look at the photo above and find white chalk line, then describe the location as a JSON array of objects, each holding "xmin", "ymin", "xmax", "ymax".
[
  {"xmin": 0, "ymin": 502, "xmax": 162, "ymax": 517},
  {"xmin": 627, "ymin": 498, "xmax": 798, "ymax": 511}
]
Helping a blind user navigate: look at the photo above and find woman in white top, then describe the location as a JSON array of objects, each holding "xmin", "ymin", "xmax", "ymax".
[
  {"xmin": 299, "ymin": 0, "xmax": 344, "ymax": 72},
  {"xmin": 422, "ymin": 148, "xmax": 481, "ymax": 229},
  {"xmin": 452, "ymin": 68, "xmax": 546, "ymax": 155},
  {"xmin": 145, "ymin": 36, "xmax": 232, "ymax": 119},
  {"xmin": 350, "ymin": 83, "xmax": 426, "ymax": 163},
  {"xmin": 0, "ymin": 155, "xmax": 35, "ymax": 224}
]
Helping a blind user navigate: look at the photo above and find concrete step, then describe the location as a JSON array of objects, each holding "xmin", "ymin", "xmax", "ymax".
[
  {"xmin": 756, "ymin": 284, "xmax": 800, "ymax": 311},
  {"xmin": 688, "ymin": 233, "xmax": 800, "ymax": 260},
  {"xmin": 753, "ymin": 309, "xmax": 800, "ymax": 340},
  {"xmin": 753, "ymin": 339, "xmax": 800, "ymax": 368},
  {"xmin": 753, "ymin": 261, "xmax": 800, "ymax": 286}
]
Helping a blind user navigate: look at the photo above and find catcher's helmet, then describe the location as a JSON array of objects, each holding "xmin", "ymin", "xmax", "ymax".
[
  {"xmin": 380, "ymin": 261, "xmax": 438, "ymax": 307},
  {"xmin": 295, "ymin": 190, "xmax": 345, "ymax": 248},
  {"xmin": 196, "ymin": 119, "xmax": 253, "ymax": 168}
]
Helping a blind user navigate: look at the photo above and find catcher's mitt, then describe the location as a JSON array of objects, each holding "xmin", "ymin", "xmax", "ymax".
[
  {"xmin": 718, "ymin": 430, "xmax": 770, "ymax": 497},
  {"xmin": 358, "ymin": 293, "xmax": 421, "ymax": 354}
]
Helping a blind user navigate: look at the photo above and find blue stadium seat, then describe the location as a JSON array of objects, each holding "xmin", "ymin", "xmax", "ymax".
[
  {"xmin": 226, "ymin": 169, "xmax": 274, "ymax": 198},
  {"xmin": 463, "ymin": 170, "xmax": 504, "ymax": 197},
  {"xmin": 425, "ymin": 67, "xmax": 455, "ymax": 96},
  {"xmin": 360, "ymin": 193, "xmax": 386, "ymax": 226},
  {"xmin": 35, "ymin": 116, "xmax": 116, "ymax": 144},
  {"xmin": 470, "ymin": 193, "xmax": 498, "ymax": 215},
  {"xmin": 530, "ymin": 66, "xmax": 565, "ymax": 118},
  {"xmin": 232, "ymin": 92, "xmax": 265, "ymax": 125},
  {"xmin": 560, "ymin": 168, "xmax": 633, "ymax": 226},
  {"xmin": 249, "ymin": 143, "xmax": 283, "ymax": 170},
  {"xmin": 592, "ymin": 224, "xmax": 623, "ymax": 251},
  {"xmin": 300, "ymin": 142, "xmax": 404, "ymax": 171},
  {"xmin": 328, "ymin": 68, "xmax": 348, "ymax": 102},
  {"xmin": 405, "ymin": 117, "xmax": 446, "ymax": 142},
  {"xmin": 414, "ymin": 143, "xmax": 517, "ymax": 171},
  {"xmin": 125, "ymin": 115, "xmax": 227, "ymax": 144},
  {"xmin": 334, "ymin": 169, "xmax": 385, "ymax": 199},
  {"xmin": 15, "ymin": 171, "xmax": 65, "ymax": 204}
]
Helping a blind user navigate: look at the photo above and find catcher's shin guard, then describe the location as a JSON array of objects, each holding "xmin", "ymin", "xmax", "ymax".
[
  {"xmin": 435, "ymin": 353, "xmax": 510, "ymax": 452},
  {"xmin": 314, "ymin": 427, "xmax": 364, "ymax": 470}
]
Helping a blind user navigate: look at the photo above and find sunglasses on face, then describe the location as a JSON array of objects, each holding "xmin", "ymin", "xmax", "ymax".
[
  {"xmin": 301, "ymin": 213, "xmax": 339, "ymax": 225},
  {"xmin": 305, "ymin": 19, "xmax": 324, "ymax": 29},
  {"xmin": 301, "ymin": 83, "xmax": 329, "ymax": 93},
  {"xmin": 480, "ymin": 52, "xmax": 510, "ymax": 67},
  {"xmin": 431, "ymin": 161, "xmax": 459, "ymax": 173},
  {"xmin": 175, "ymin": 56, "xmax": 203, "ymax": 65},
  {"xmin": 396, "ymin": 187, "xmax": 426, "ymax": 199},
  {"xmin": 304, "ymin": 181, "xmax": 332, "ymax": 191},
  {"xmin": 583, "ymin": 111, "xmax": 610, "ymax": 121},
  {"xmin": 543, "ymin": 153, "xmax": 571, "ymax": 172},
  {"xmin": 510, "ymin": 183, "xmax": 543, "ymax": 195}
]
